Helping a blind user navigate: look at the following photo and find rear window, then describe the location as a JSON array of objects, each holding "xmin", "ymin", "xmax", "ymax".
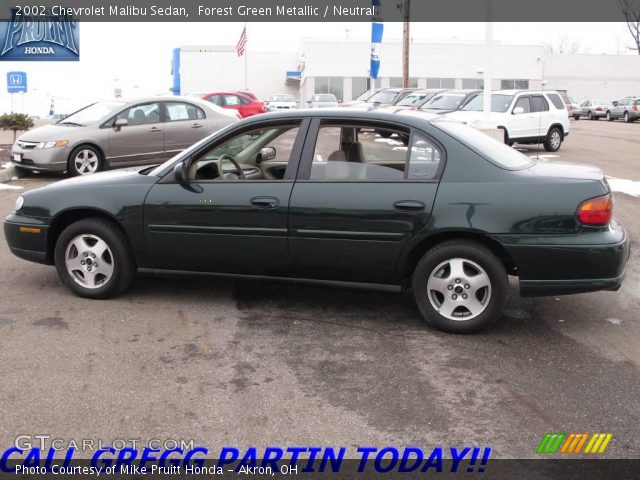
[
  {"xmin": 547, "ymin": 93, "xmax": 565, "ymax": 110},
  {"xmin": 634, "ymin": 100, "xmax": 640, "ymax": 106},
  {"xmin": 434, "ymin": 120, "xmax": 534, "ymax": 170}
]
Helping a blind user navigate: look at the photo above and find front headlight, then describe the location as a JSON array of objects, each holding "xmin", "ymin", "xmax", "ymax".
[
  {"xmin": 15, "ymin": 196, "xmax": 24, "ymax": 212},
  {"xmin": 35, "ymin": 140, "xmax": 68, "ymax": 149}
]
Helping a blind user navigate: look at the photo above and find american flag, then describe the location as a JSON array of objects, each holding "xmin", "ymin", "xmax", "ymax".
[{"xmin": 236, "ymin": 26, "xmax": 247, "ymax": 57}]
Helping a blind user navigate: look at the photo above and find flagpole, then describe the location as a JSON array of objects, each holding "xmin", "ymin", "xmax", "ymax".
[{"xmin": 244, "ymin": 23, "xmax": 248, "ymax": 90}]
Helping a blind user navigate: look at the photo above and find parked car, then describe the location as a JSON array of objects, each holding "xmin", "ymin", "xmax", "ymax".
[
  {"xmin": 579, "ymin": 99, "xmax": 611, "ymax": 120},
  {"xmin": 341, "ymin": 88, "xmax": 381, "ymax": 107},
  {"xmin": 443, "ymin": 90, "xmax": 571, "ymax": 152},
  {"xmin": 379, "ymin": 89, "xmax": 448, "ymax": 114},
  {"xmin": 266, "ymin": 94, "xmax": 297, "ymax": 112},
  {"xmin": 607, "ymin": 97, "xmax": 640, "ymax": 123},
  {"xmin": 5, "ymin": 110, "xmax": 628, "ymax": 333},
  {"xmin": 10, "ymin": 96, "xmax": 238, "ymax": 176},
  {"xmin": 561, "ymin": 94, "xmax": 582, "ymax": 120},
  {"xmin": 307, "ymin": 94, "xmax": 340, "ymax": 108},
  {"xmin": 199, "ymin": 91, "xmax": 266, "ymax": 118},
  {"xmin": 417, "ymin": 90, "xmax": 480, "ymax": 115}
]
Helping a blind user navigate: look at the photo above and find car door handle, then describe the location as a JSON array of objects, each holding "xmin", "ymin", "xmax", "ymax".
[
  {"xmin": 149, "ymin": 127, "xmax": 162, "ymax": 132},
  {"xmin": 250, "ymin": 196, "xmax": 279, "ymax": 209},
  {"xmin": 393, "ymin": 200, "xmax": 425, "ymax": 213},
  {"xmin": 191, "ymin": 123, "xmax": 203, "ymax": 129}
]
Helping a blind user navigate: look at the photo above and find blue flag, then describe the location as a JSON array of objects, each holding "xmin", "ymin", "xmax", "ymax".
[{"xmin": 370, "ymin": 0, "xmax": 383, "ymax": 79}]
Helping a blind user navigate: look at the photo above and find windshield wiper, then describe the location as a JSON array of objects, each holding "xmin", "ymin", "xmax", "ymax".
[{"xmin": 57, "ymin": 121, "xmax": 83, "ymax": 126}]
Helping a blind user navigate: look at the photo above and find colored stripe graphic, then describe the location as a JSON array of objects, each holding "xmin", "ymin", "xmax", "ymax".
[{"xmin": 538, "ymin": 433, "xmax": 613, "ymax": 454}]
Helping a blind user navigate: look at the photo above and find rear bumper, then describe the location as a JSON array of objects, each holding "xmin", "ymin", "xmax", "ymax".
[{"xmin": 496, "ymin": 224, "xmax": 630, "ymax": 297}]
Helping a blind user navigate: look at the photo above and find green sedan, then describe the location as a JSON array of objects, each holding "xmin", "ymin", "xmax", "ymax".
[{"xmin": 4, "ymin": 110, "xmax": 630, "ymax": 333}]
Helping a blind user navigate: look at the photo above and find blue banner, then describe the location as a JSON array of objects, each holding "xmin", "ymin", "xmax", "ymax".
[{"xmin": 370, "ymin": 0, "xmax": 383, "ymax": 79}]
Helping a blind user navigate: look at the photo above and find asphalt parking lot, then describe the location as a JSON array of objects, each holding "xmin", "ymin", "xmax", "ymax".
[{"xmin": 0, "ymin": 119, "xmax": 638, "ymax": 459}]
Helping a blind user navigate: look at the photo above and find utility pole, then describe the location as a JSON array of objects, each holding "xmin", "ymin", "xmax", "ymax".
[{"xmin": 402, "ymin": 0, "xmax": 410, "ymax": 88}]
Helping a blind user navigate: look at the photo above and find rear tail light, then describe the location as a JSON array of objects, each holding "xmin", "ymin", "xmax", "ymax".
[
  {"xmin": 632, "ymin": 105, "xmax": 638, "ymax": 111},
  {"xmin": 577, "ymin": 194, "xmax": 612, "ymax": 226},
  {"xmin": 595, "ymin": 107, "xmax": 602, "ymax": 111},
  {"xmin": 567, "ymin": 105, "xmax": 573, "ymax": 111}
]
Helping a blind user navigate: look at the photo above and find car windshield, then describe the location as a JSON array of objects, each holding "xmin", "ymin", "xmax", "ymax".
[
  {"xmin": 396, "ymin": 92, "xmax": 430, "ymax": 106},
  {"xmin": 367, "ymin": 90, "xmax": 398, "ymax": 104},
  {"xmin": 57, "ymin": 101, "xmax": 126, "ymax": 126},
  {"xmin": 270, "ymin": 95, "xmax": 295, "ymax": 102},
  {"xmin": 461, "ymin": 94, "xmax": 514, "ymax": 113},
  {"xmin": 355, "ymin": 89, "xmax": 375, "ymax": 101},
  {"xmin": 314, "ymin": 94, "xmax": 336, "ymax": 102},
  {"xmin": 422, "ymin": 93, "xmax": 467, "ymax": 110},
  {"xmin": 435, "ymin": 120, "xmax": 534, "ymax": 170}
]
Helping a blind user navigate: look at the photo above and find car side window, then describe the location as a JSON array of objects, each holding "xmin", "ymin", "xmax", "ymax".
[
  {"xmin": 309, "ymin": 124, "xmax": 441, "ymax": 181},
  {"xmin": 546, "ymin": 93, "xmax": 564, "ymax": 110},
  {"xmin": 224, "ymin": 95, "xmax": 242, "ymax": 106},
  {"xmin": 207, "ymin": 95, "xmax": 223, "ymax": 106},
  {"xmin": 188, "ymin": 123, "xmax": 301, "ymax": 181},
  {"xmin": 117, "ymin": 102, "xmax": 161, "ymax": 126},
  {"xmin": 165, "ymin": 102, "xmax": 205, "ymax": 122},
  {"xmin": 514, "ymin": 96, "xmax": 531, "ymax": 113},
  {"xmin": 581, "ymin": 101, "xmax": 589, "ymax": 107},
  {"xmin": 530, "ymin": 95, "xmax": 549, "ymax": 112}
]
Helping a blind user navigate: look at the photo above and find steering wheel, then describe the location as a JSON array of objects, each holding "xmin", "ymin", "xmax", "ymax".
[{"xmin": 216, "ymin": 154, "xmax": 246, "ymax": 180}]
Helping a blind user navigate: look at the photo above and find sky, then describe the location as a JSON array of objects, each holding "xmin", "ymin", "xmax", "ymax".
[{"xmin": 0, "ymin": 22, "xmax": 635, "ymax": 116}]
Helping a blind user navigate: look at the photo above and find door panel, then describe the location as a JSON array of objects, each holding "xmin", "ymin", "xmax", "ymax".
[
  {"xmin": 108, "ymin": 102, "xmax": 165, "ymax": 165},
  {"xmin": 288, "ymin": 122, "xmax": 441, "ymax": 285},
  {"xmin": 144, "ymin": 182, "xmax": 293, "ymax": 275},
  {"xmin": 162, "ymin": 101, "xmax": 209, "ymax": 157}
]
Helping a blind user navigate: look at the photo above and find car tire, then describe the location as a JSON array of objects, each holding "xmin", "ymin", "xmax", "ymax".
[
  {"xmin": 68, "ymin": 145, "xmax": 103, "ymax": 176},
  {"xmin": 574, "ymin": 115, "xmax": 580, "ymax": 121},
  {"xmin": 501, "ymin": 128, "xmax": 514, "ymax": 147},
  {"xmin": 411, "ymin": 240, "xmax": 508, "ymax": 333},
  {"xmin": 606, "ymin": 111, "xmax": 613, "ymax": 121},
  {"xmin": 543, "ymin": 127, "xmax": 563, "ymax": 152},
  {"xmin": 624, "ymin": 112, "xmax": 630, "ymax": 123},
  {"xmin": 588, "ymin": 111, "xmax": 593, "ymax": 120},
  {"xmin": 54, "ymin": 218, "xmax": 136, "ymax": 299},
  {"xmin": 377, "ymin": 130, "xmax": 393, "ymax": 138}
]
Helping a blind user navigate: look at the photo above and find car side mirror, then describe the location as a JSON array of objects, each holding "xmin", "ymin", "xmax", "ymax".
[
  {"xmin": 257, "ymin": 147, "xmax": 276, "ymax": 163},
  {"xmin": 512, "ymin": 107, "xmax": 524, "ymax": 115},
  {"xmin": 173, "ymin": 161, "xmax": 188, "ymax": 186},
  {"xmin": 114, "ymin": 118, "xmax": 128, "ymax": 131},
  {"xmin": 612, "ymin": 102, "xmax": 618, "ymax": 106}
]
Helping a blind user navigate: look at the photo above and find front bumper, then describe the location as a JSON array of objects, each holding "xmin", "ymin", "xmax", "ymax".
[
  {"xmin": 496, "ymin": 223, "xmax": 630, "ymax": 297},
  {"xmin": 10, "ymin": 143, "xmax": 69, "ymax": 172},
  {"xmin": 4, "ymin": 214, "xmax": 52, "ymax": 265}
]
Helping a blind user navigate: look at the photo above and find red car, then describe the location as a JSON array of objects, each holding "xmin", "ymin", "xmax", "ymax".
[{"xmin": 199, "ymin": 91, "xmax": 266, "ymax": 118}]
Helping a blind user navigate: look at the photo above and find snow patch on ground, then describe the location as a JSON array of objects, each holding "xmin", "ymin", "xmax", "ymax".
[
  {"xmin": 0, "ymin": 183, "xmax": 22, "ymax": 190},
  {"xmin": 606, "ymin": 177, "xmax": 640, "ymax": 197}
]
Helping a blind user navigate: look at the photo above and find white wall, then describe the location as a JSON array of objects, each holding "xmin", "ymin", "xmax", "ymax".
[{"xmin": 179, "ymin": 46, "xmax": 299, "ymax": 101}]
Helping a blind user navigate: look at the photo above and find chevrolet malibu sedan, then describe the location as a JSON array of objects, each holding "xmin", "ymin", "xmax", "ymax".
[
  {"xmin": 4, "ymin": 110, "xmax": 629, "ymax": 333},
  {"xmin": 11, "ymin": 96, "xmax": 238, "ymax": 176}
]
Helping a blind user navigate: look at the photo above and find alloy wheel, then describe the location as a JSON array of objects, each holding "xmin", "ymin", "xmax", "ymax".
[
  {"xmin": 74, "ymin": 149, "xmax": 99, "ymax": 175},
  {"xmin": 550, "ymin": 130, "xmax": 561, "ymax": 150},
  {"xmin": 426, "ymin": 258, "xmax": 492, "ymax": 321},
  {"xmin": 65, "ymin": 234, "xmax": 114, "ymax": 289}
]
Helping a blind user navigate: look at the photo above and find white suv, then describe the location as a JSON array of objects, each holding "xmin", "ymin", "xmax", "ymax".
[{"xmin": 444, "ymin": 90, "xmax": 570, "ymax": 152}]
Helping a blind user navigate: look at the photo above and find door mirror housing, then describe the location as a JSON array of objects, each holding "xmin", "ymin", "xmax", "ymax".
[
  {"xmin": 173, "ymin": 161, "xmax": 188, "ymax": 186},
  {"xmin": 114, "ymin": 118, "xmax": 128, "ymax": 128},
  {"xmin": 258, "ymin": 147, "xmax": 276, "ymax": 163},
  {"xmin": 512, "ymin": 106, "xmax": 525, "ymax": 115}
]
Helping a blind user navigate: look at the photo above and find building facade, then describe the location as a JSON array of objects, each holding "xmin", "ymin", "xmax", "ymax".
[{"xmin": 175, "ymin": 39, "xmax": 640, "ymax": 104}]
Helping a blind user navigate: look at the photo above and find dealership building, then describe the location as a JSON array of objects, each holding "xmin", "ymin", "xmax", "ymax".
[{"xmin": 174, "ymin": 38, "xmax": 640, "ymax": 104}]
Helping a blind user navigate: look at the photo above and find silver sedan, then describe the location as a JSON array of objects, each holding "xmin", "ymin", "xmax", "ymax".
[{"xmin": 11, "ymin": 96, "xmax": 238, "ymax": 176}]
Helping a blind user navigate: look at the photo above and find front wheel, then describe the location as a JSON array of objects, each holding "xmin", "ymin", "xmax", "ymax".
[
  {"xmin": 54, "ymin": 218, "xmax": 136, "ymax": 299},
  {"xmin": 624, "ymin": 112, "xmax": 630, "ymax": 123},
  {"xmin": 574, "ymin": 115, "xmax": 580, "ymax": 121},
  {"xmin": 606, "ymin": 111, "xmax": 613, "ymax": 121},
  {"xmin": 411, "ymin": 240, "xmax": 508, "ymax": 333},
  {"xmin": 543, "ymin": 127, "xmax": 562, "ymax": 152},
  {"xmin": 68, "ymin": 145, "xmax": 103, "ymax": 176},
  {"xmin": 588, "ymin": 111, "xmax": 593, "ymax": 120}
]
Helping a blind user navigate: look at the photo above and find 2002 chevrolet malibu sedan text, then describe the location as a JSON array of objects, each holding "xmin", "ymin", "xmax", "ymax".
[{"xmin": 4, "ymin": 110, "xmax": 630, "ymax": 333}]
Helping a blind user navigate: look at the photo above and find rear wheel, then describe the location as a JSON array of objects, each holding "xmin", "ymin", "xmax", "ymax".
[
  {"xmin": 543, "ymin": 127, "xmax": 562, "ymax": 152},
  {"xmin": 54, "ymin": 218, "xmax": 135, "ymax": 299},
  {"xmin": 624, "ymin": 112, "xmax": 630, "ymax": 123},
  {"xmin": 588, "ymin": 111, "xmax": 593, "ymax": 120},
  {"xmin": 411, "ymin": 240, "xmax": 508, "ymax": 333},
  {"xmin": 574, "ymin": 115, "xmax": 580, "ymax": 120},
  {"xmin": 606, "ymin": 111, "xmax": 613, "ymax": 121}
]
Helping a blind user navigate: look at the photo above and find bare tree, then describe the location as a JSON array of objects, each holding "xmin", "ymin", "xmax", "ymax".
[
  {"xmin": 620, "ymin": 0, "xmax": 640, "ymax": 54},
  {"xmin": 543, "ymin": 34, "xmax": 582, "ymax": 54}
]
